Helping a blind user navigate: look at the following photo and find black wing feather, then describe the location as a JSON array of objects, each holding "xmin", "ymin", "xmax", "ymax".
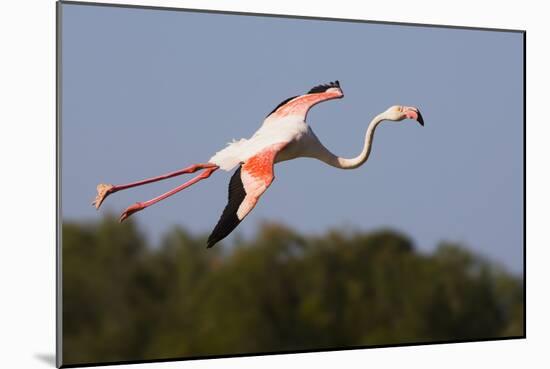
[
  {"xmin": 207, "ymin": 166, "xmax": 246, "ymax": 248},
  {"xmin": 308, "ymin": 80, "xmax": 340, "ymax": 94},
  {"xmin": 266, "ymin": 95, "xmax": 298, "ymax": 117}
]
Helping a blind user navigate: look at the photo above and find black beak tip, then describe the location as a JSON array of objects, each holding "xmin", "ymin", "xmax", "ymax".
[{"xmin": 417, "ymin": 111, "xmax": 424, "ymax": 126}]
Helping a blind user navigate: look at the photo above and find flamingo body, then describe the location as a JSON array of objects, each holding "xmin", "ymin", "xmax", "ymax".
[{"xmin": 208, "ymin": 115, "xmax": 308, "ymax": 171}]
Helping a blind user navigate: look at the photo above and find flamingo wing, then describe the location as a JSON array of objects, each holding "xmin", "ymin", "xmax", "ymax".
[{"xmin": 207, "ymin": 142, "xmax": 288, "ymax": 248}]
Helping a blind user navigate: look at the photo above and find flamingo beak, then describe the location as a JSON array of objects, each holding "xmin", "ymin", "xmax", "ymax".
[{"xmin": 404, "ymin": 107, "xmax": 424, "ymax": 126}]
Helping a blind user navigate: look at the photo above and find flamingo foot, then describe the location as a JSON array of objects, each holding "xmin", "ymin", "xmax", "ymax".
[
  {"xmin": 92, "ymin": 183, "xmax": 114, "ymax": 210},
  {"xmin": 119, "ymin": 202, "xmax": 145, "ymax": 223}
]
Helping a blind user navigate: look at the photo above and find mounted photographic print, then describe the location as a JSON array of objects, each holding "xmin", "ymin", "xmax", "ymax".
[{"xmin": 57, "ymin": 1, "xmax": 525, "ymax": 367}]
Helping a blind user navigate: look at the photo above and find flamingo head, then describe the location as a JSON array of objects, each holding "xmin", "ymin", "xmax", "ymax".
[{"xmin": 383, "ymin": 105, "xmax": 424, "ymax": 126}]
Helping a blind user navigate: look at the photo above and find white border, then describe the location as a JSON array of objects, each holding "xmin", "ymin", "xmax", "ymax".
[
  {"xmin": 57, "ymin": 0, "xmax": 530, "ymax": 30},
  {"xmin": 2, "ymin": 1, "xmax": 547, "ymax": 368}
]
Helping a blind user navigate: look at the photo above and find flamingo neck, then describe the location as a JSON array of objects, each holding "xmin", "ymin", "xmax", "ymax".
[{"xmin": 332, "ymin": 114, "xmax": 385, "ymax": 169}]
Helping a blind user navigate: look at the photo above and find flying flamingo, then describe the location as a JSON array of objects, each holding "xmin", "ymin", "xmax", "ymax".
[{"xmin": 92, "ymin": 81, "xmax": 423, "ymax": 248}]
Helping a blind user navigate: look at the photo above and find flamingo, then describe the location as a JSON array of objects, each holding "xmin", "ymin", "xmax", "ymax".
[{"xmin": 92, "ymin": 81, "xmax": 424, "ymax": 248}]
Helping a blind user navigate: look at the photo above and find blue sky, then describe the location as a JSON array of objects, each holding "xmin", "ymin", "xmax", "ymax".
[{"xmin": 61, "ymin": 4, "xmax": 524, "ymax": 273}]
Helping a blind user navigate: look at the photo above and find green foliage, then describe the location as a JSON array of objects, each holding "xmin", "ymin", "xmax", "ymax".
[{"xmin": 62, "ymin": 218, "xmax": 524, "ymax": 365}]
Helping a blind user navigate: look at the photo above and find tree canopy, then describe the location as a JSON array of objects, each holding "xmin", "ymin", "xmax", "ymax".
[{"xmin": 62, "ymin": 216, "xmax": 524, "ymax": 365}]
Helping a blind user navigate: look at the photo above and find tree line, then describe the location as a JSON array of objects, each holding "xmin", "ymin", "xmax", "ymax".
[{"xmin": 62, "ymin": 216, "xmax": 524, "ymax": 365}]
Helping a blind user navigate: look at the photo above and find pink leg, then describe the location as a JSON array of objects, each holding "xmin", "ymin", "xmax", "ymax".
[
  {"xmin": 92, "ymin": 163, "xmax": 217, "ymax": 209},
  {"xmin": 119, "ymin": 166, "xmax": 218, "ymax": 222}
]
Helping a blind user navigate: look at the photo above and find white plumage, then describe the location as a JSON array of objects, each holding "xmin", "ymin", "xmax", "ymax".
[{"xmin": 209, "ymin": 115, "xmax": 310, "ymax": 171}]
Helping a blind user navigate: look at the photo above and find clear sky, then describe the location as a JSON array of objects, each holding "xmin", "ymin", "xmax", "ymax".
[{"xmin": 60, "ymin": 3, "xmax": 524, "ymax": 273}]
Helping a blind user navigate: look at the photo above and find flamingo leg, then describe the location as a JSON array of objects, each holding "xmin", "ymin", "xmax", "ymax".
[
  {"xmin": 119, "ymin": 166, "xmax": 218, "ymax": 222},
  {"xmin": 92, "ymin": 163, "xmax": 218, "ymax": 209}
]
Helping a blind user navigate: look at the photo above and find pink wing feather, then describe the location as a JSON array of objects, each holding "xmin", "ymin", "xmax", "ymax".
[{"xmin": 207, "ymin": 142, "xmax": 288, "ymax": 247}]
